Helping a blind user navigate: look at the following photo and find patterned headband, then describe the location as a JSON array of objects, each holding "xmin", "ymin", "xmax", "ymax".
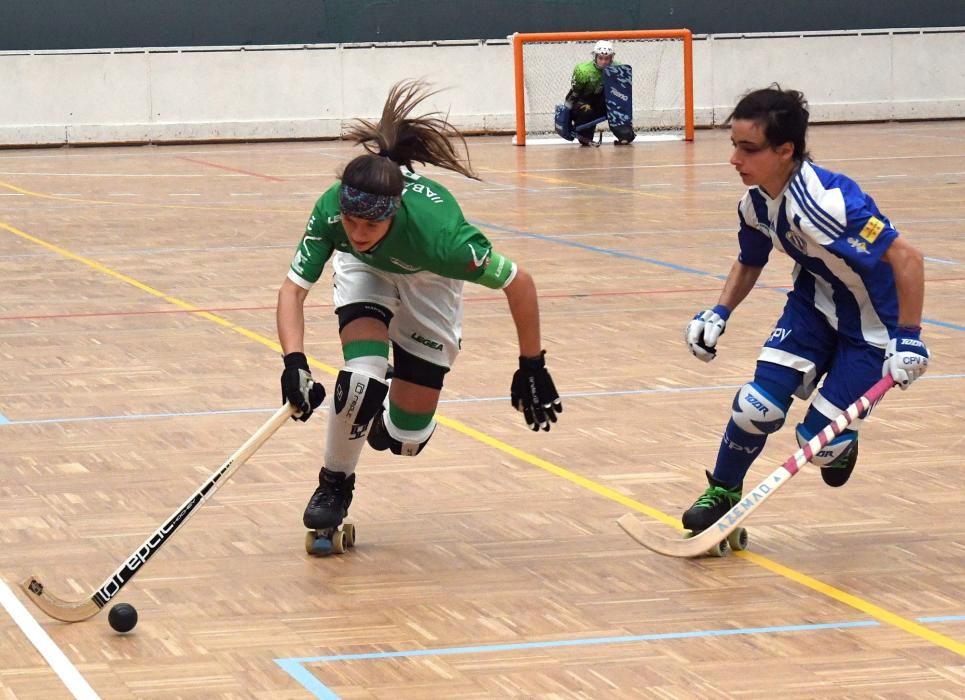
[{"xmin": 338, "ymin": 184, "xmax": 401, "ymax": 221}]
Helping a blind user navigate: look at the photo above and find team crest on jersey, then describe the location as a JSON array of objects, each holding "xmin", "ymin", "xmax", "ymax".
[
  {"xmin": 847, "ymin": 237, "xmax": 870, "ymax": 254},
  {"xmin": 859, "ymin": 216, "xmax": 884, "ymax": 243},
  {"xmin": 784, "ymin": 230, "xmax": 808, "ymax": 255}
]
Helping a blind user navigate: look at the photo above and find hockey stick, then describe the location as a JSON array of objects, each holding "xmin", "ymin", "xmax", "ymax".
[
  {"xmin": 618, "ymin": 376, "xmax": 894, "ymax": 557},
  {"xmin": 21, "ymin": 403, "xmax": 296, "ymax": 622}
]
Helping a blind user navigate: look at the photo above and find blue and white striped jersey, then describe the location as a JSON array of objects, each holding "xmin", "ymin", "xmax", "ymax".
[{"xmin": 736, "ymin": 161, "xmax": 899, "ymax": 347}]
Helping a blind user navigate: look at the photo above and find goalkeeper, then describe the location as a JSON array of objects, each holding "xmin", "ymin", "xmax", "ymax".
[{"xmin": 565, "ymin": 40, "xmax": 633, "ymax": 146}]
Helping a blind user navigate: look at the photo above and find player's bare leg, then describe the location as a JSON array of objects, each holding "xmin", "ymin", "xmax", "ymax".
[{"xmin": 367, "ymin": 346, "xmax": 443, "ymax": 458}]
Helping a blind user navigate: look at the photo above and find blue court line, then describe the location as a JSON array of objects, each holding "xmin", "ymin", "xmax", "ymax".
[
  {"xmin": 472, "ymin": 219, "xmax": 965, "ymax": 333},
  {"xmin": 275, "ymin": 615, "xmax": 965, "ymax": 699},
  {"xmin": 4, "ymin": 374, "xmax": 965, "ymax": 427},
  {"xmin": 473, "ymin": 219, "xmax": 724, "ymax": 278}
]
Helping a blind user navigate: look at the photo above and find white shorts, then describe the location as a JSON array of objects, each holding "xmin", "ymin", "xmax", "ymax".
[{"xmin": 332, "ymin": 252, "xmax": 464, "ymax": 369}]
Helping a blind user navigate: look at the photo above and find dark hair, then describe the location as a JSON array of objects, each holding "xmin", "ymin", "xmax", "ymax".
[
  {"xmin": 727, "ymin": 85, "xmax": 810, "ymax": 161},
  {"xmin": 339, "ymin": 79, "xmax": 479, "ymax": 196}
]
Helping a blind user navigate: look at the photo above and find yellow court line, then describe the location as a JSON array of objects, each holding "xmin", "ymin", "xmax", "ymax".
[{"xmin": 2, "ymin": 219, "xmax": 962, "ymax": 659}]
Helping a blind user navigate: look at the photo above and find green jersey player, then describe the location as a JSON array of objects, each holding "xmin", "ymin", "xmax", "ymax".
[{"xmin": 276, "ymin": 80, "xmax": 563, "ymax": 548}]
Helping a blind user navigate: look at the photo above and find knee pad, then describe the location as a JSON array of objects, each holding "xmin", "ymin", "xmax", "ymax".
[
  {"xmin": 392, "ymin": 342, "xmax": 448, "ymax": 390},
  {"xmin": 332, "ymin": 368, "xmax": 389, "ymax": 440},
  {"xmin": 731, "ymin": 382, "xmax": 788, "ymax": 436},
  {"xmin": 368, "ymin": 410, "xmax": 436, "ymax": 456},
  {"xmin": 337, "ymin": 302, "xmax": 393, "ymax": 333},
  {"xmin": 796, "ymin": 425, "xmax": 857, "ymax": 466}
]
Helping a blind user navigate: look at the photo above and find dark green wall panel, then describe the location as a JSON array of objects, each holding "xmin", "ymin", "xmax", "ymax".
[{"xmin": 2, "ymin": 1, "xmax": 963, "ymax": 51}]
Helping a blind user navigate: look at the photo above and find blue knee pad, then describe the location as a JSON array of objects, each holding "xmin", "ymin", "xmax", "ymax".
[
  {"xmin": 731, "ymin": 382, "xmax": 789, "ymax": 436},
  {"xmin": 796, "ymin": 406, "xmax": 857, "ymax": 466}
]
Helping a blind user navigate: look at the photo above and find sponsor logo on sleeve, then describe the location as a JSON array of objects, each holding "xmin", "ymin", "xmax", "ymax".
[
  {"xmin": 467, "ymin": 242, "xmax": 491, "ymax": 271},
  {"xmin": 859, "ymin": 216, "xmax": 884, "ymax": 243}
]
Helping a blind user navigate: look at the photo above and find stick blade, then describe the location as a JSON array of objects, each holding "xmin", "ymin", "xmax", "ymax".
[
  {"xmin": 20, "ymin": 576, "xmax": 100, "ymax": 622},
  {"xmin": 617, "ymin": 513, "xmax": 724, "ymax": 558}
]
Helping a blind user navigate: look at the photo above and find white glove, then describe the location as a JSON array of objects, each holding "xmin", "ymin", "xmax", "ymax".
[
  {"xmin": 685, "ymin": 305, "xmax": 730, "ymax": 362},
  {"xmin": 882, "ymin": 328, "xmax": 929, "ymax": 390}
]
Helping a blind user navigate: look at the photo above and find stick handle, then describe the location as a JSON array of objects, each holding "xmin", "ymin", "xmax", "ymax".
[{"xmin": 90, "ymin": 403, "xmax": 295, "ymax": 606}]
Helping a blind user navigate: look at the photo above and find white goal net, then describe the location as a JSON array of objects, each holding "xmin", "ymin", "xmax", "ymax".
[{"xmin": 512, "ymin": 30, "xmax": 693, "ymax": 145}]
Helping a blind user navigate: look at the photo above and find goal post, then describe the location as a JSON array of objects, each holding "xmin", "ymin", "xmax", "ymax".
[{"xmin": 512, "ymin": 29, "xmax": 694, "ymax": 146}]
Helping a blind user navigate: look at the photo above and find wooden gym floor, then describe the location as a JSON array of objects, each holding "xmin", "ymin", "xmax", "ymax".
[{"xmin": 0, "ymin": 121, "xmax": 963, "ymax": 699}]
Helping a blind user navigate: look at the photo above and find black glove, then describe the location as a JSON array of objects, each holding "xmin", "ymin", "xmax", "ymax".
[
  {"xmin": 280, "ymin": 352, "xmax": 326, "ymax": 422},
  {"xmin": 510, "ymin": 350, "xmax": 563, "ymax": 432}
]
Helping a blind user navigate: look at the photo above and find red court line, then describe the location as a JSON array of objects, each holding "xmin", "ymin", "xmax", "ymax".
[
  {"xmin": 2, "ymin": 279, "xmax": 961, "ymax": 323},
  {"xmin": 176, "ymin": 156, "xmax": 286, "ymax": 182},
  {"xmin": 0, "ymin": 287, "xmax": 730, "ymax": 321}
]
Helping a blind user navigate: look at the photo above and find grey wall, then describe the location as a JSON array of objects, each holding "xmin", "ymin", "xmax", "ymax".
[{"xmin": 3, "ymin": 0, "xmax": 965, "ymax": 51}]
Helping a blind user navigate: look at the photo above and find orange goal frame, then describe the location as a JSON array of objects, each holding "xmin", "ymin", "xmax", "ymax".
[{"xmin": 512, "ymin": 29, "xmax": 694, "ymax": 146}]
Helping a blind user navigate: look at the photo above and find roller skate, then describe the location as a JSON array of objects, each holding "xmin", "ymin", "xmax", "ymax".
[
  {"xmin": 681, "ymin": 471, "xmax": 748, "ymax": 557},
  {"xmin": 303, "ymin": 468, "xmax": 356, "ymax": 555},
  {"xmin": 820, "ymin": 436, "xmax": 859, "ymax": 487}
]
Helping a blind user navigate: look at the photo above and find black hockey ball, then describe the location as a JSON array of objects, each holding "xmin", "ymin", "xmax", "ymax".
[{"xmin": 108, "ymin": 603, "xmax": 138, "ymax": 633}]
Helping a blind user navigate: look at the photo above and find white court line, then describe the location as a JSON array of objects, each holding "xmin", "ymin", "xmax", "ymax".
[
  {"xmin": 519, "ymin": 132, "xmax": 685, "ymax": 147},
  {"xmin": 0, "ymin": 578, "xmax": 100, "ymax": 699}
]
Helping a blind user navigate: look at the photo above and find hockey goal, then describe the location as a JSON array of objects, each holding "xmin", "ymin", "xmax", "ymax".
[{"xmin": 512, "ymin": 29, "xmax": 694, "ymax": 145}]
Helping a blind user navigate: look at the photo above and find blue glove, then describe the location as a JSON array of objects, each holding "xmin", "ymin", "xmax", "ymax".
[{"xmin": 882, "ymin": 326, "xmax": 929, "ymax": 390}]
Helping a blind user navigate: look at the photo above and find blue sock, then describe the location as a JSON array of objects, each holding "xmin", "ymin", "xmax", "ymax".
[{"xmin": 712, "ymin": 419, "xmax": 767, "ymax": 488}]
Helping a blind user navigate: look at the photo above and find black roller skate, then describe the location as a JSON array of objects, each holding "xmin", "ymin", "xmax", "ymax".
[
  {"xmin": 681, "ymin": 471, "xmax": 748, "ymax": 557},
  {"xmin": 303, "ymin": 468, "xmax": 356, "ymax": 555},
  {"xmin": 820, "ymin": 436, "xmax": 859, "ymax": 487}
]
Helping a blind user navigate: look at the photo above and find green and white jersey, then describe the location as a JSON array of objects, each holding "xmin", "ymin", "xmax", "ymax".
[
  {"xmin": 570, "ymin": 59, "xmax": 623, "ymax": 99},
  {"xmin": 288, "ymin": 170, "xmax": 516, "ymax": 290}
]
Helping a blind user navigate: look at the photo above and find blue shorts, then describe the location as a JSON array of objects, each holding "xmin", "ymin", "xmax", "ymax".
[{"xmin": 755, "ymin": 292, "xmax": 886, "ymax": 421}]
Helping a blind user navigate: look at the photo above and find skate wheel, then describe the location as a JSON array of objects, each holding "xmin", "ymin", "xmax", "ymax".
[
  {"xmin": 684, "ymin": 530, "xmax": 728, "ymax": 557},
  {"xmin": 330, "ymin": 529, "xmax": 347, "ymax": 554},
  {"xmin": 727, "ymin": 527, "xmax": 748, "ymax": 552},
  {"xmin": 342, "ymin": 523, "xmax": 356, "ymax": 548},
  {"xmin": 708, "ymin": 540, "xmax": 728, "ymax": 557},
  {"xmin": 305, "ymin": 530, "xmax": 335, "ymax": 555}
]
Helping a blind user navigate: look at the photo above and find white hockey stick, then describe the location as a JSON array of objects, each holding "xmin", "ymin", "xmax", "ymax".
[
  {"xmin": 22, "ymin": 403, "xmax": 295, "ymax": 622},
  {"xmin": 618, "ymin": 376, "xmax": 894, "ymax": 557}
]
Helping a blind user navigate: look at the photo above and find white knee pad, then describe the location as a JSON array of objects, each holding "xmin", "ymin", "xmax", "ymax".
[
  {"xmin": 796, "ymin": 426, "xmax": 857, "ymax": 466},
  {"xmin": 731, "ymin": 383, "xmax": 787, "ymax": 436}
]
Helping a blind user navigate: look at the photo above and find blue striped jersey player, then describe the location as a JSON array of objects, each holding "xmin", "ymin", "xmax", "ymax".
[{"xmin": 681, "ymin": 86, "xmax": 929, "ymax": 533}]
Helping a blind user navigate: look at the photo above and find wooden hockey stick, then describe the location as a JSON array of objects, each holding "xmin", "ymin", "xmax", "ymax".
[
  {"xmin": 21, "ymin": 403, "xmax": 296, "ymax": 622},
  {"xmin": 618, "ymin": 376, "xmax": 894, "ymax": 557}
]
